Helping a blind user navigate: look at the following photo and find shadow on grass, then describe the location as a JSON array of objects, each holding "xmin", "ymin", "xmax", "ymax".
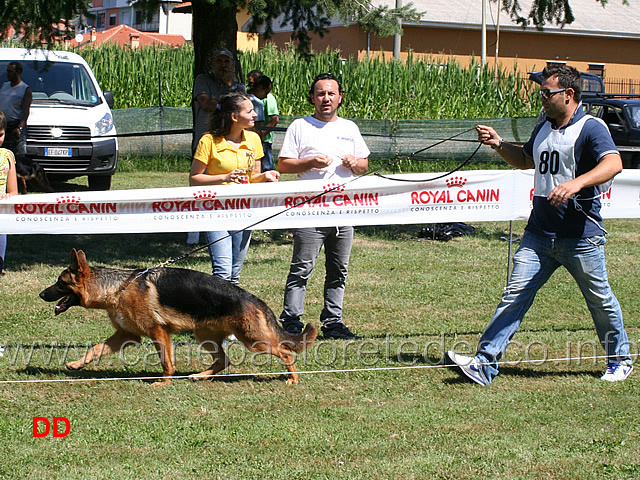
[
  {"xmin": 10, "ymin": 232, "xmax": 199, "ymax": 269},
  {"xmin": 356, "ymin": 224, "xmax": 420, "ymax": 240},
  {"xmin": 47, "ymin": 179, "xmax": 92, "ymax": 193},
  {"xmin": 382, "ymin": 349, "xmax": 604, "ymax": 382},
  {"xmin": 442, "ymin": 364, "xmax": 602, "ymax": 385},
  {"xmin": 247, "ymin": 230, "xmax": 293, "ymax": 246},
  {"xmin": 15, "ymin": 366, "xmax": 286, "ymax": 385},
  {"xmin": 356, "ymin": 223, "xmax": 514, "ymax": 242}
]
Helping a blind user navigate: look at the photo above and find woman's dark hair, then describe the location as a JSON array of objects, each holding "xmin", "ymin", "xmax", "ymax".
[
  {"xmin": 209, "ymin": 91, "xmax": 251, "ymax": 137},
  {"xmin": 0, "ymin": 109, "xmax": 6, "ymax": 131}
]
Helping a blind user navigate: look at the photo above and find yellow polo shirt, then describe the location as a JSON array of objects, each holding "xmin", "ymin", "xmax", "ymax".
[
  {"xmin": 0, "ymin": 148, "xmax": 14, "ymax": 194},
  {"xmin": 194, "ymin": 130, "xmax": 264, "ymax": 183}
]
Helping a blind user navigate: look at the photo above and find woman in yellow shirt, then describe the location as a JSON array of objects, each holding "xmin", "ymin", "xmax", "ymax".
[
  {"xmin": 190, "ymin": 92, "xmax": 279, "ymax": 284},
  {"xmin": 0, "ymin": 109, "xmax": 18, "ymax": 276}
]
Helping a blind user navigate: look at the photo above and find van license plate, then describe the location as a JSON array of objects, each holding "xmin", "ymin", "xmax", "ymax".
[{"xmin": 45, "ymin": 148, "xmax": 72, "ymax": 157}]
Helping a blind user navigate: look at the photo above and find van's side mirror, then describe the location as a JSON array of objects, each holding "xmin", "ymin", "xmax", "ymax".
[{"xmin": 103, "ymin": 91, "xmax": 114, "ymax": 109}]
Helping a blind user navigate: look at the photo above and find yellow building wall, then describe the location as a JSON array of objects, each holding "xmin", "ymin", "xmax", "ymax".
[
  {"xmin": 263, "ymin": 25, "xmax": 640, "ymax": 81},
  {"xmin": 236, "ymin": 9, "xmax": 258, "ymax": 52}
]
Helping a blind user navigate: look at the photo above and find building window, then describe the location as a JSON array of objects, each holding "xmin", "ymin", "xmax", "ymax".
[
  {"xmin": 588, "ymin": 63, "xmax": 606, "ymax": 78},
  {"xmin": 109, "ymin": 14, "xmax": 117, "ymax": 26},
  {"xmin": 96, "ymin": 13, "xmax": 105, "ymax": 29}
]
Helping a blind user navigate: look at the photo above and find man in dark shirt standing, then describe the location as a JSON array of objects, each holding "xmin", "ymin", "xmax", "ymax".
[{"xmin": 192, "ymin": 48, "xmax": 245, "ymax": 153}]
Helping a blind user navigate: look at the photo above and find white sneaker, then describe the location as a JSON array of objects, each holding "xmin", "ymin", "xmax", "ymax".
[
  {"xmin": 601, "ymin": 362, "xmax": 633, "ymax": 382},
  {"xmin": 0, "ymin": 345, "xmax": 4, "ymax": 357},
  {"xmin": 447, "ymin": 351, "xmax": 488, "ymax": 386}
]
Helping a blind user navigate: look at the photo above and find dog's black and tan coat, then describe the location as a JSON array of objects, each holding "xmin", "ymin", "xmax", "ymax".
[{"xmin": 40, "ymin": 249, "xmax": 317, "ymax": 385}]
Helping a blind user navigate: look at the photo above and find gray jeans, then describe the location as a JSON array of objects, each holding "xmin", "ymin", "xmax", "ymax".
[{"xmin": 280, "ymin": 226, "xmax": 353, "ymax": 326}]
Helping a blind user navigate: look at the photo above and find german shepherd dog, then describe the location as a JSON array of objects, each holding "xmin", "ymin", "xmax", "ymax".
[{"xmin": 39, "ymin": 249, "xmax": 317, "ymax": 385}]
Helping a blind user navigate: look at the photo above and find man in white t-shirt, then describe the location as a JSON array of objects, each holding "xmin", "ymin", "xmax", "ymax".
[{"xmin": 278, "ymin": 73, "xmax": 370, "ymax": 340}]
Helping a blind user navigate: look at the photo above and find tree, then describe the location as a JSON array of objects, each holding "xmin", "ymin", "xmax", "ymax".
[
  {"xmin": 498, "ymin": 0, "xmax": 629, "ymax": 29},
  {"xmin": 0, "ymin": 0, "xmax": 630, "ymax": 76},
  {"xmin": 130, "ymin": 0, "xmax": 422, "ymax": 76},
  {"xmin": 248, "ymin": 0, "xmax": 423, "ymax": 50},
  {"xmin": 0, "ymin": 0, "xmax": 90, "ymax": 45},
  {"xmin": 348, "ymin": 2, "xmax": 423, "ymax": 38}
]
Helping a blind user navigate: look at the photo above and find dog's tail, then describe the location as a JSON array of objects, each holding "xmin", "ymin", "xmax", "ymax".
[
  {"xmin": 253, "ymin": 296, "xmax": 318, "ymax": 352},
  {"xmin": 279, "ymin": 323, "xmax": 318, "ymax": 353}
]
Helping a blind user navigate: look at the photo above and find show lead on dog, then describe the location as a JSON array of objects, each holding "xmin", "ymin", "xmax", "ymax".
[
  {"xmin": 190, "ymin": 92, "xmax": 280, "ymax": 285},
  {"xmin": 448, "ymin": 64, "xmax": 633, "ymax": 385},
  {"xmin": 277, "ymin": 73, "xmax": 369, "ymax": 340}
]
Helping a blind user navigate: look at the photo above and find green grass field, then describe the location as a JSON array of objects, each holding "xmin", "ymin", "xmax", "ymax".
[{"xmin": 1, "ymin": 169, "xmax": 639, "ymax": 479}]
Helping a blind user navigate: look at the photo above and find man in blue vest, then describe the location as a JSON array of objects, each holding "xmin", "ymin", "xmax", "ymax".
[{"xmin": 448, "ymin": 64, "xmax": 632, "ymax": 385}]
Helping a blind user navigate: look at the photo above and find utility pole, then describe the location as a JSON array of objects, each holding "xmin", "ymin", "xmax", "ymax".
[
  {"xmin": 481, "ymin": 0, "xmax": 487, "ymax": 66},
  {"xmin": 494, "ymin": 0, "xmax": 501, "ymax": 79},
  {"xmin": 393, "ymin": 0, "xmax": 402, "ymax": 59}
]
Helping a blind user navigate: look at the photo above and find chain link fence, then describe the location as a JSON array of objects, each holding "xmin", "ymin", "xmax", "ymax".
[{"xmin": 113, "ymin": 107, "xmax": 537, "ymax": 164}]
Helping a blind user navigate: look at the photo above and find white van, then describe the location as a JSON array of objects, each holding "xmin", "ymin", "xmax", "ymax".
[{"xmin": 0, "ymin": 48, "xmax": 117, "ymax": 190}]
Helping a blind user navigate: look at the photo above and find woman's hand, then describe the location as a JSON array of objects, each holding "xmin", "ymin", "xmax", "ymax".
[
  {"xmin": 263, "ymin": 170, "xmax": 280, "ymax": 182},
  {"xmin": 226, "ymin": 169, "xmax": 247, "ymax": 183}
]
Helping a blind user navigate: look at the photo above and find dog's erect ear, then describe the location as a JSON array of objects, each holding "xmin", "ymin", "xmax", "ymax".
[{"xmin": 70, "ymin": 249, "xmax": 88, "ymax": 274}]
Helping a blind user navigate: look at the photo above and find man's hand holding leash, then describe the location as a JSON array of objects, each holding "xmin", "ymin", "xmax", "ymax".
[{"xmin": 476, "ymin": 124, "xmax": 533, "ymax": 171}]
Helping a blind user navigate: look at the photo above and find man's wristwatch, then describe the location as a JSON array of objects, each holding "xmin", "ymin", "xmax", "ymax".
[{"xmin": 491, "ymin": 137, "xmax": 504, "ymax": 151}]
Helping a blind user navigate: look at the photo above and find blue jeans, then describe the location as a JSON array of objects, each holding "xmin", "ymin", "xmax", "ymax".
[
  {"xmin": 204, "ymin": 229, "xmax": 252, "ymax": 285},
  {"xmin": 476, "ymin": 232, "xmax": 631, "ymax": 383},
  {"xmin": 261, "ymin": 142, "xmax": 274, "ymax": 171},
  {"xmin": 280, "ymin": 226, "xmax": 353, "ymax": 326}
]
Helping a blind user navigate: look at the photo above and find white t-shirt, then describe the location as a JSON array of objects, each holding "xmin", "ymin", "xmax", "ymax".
[{"xmin": 279, "ymin": 116, "xmax": 370, "ymax": 180}]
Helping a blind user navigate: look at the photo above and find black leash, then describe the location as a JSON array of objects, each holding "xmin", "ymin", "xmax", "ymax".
[
  {"xmin": 121, "ymin": 127, "xmax": 480, "ymax": 286},
  {"xmin": 102, "ymin": 126, "xmax": 482, "ymax": 141},
  {"xmin": 374, "ymin": 142, "xmax": 482, "ymax": 183}
]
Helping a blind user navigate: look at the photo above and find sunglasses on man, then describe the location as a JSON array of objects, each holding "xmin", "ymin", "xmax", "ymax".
[{"xmin": 539, "ymin": 88, "xmax": 567, "ymax": 100}]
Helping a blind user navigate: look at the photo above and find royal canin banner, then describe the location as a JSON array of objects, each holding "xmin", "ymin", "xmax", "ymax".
[{"xmin": 1, "ymin": 170, "xmax": 639, "ymax": 234}]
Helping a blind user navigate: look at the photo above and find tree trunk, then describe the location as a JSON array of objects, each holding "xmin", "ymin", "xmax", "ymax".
[{"xmin": 191, "ymin": 0, "xmax": 240, "ymax": 79}]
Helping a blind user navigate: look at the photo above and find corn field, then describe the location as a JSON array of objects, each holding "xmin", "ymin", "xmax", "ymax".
[
  {"xmin": 78, "ymin": 43, "xmax": 541, "ymax": 119},
  {"xmin": 79, "ymin": 43, "xmax": 193, "ymax": 108}
]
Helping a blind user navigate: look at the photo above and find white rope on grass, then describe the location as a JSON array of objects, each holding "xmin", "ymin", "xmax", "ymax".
[{"xmin": 0, "ymin": 352, "xmax": 636, "ymax": 385}]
